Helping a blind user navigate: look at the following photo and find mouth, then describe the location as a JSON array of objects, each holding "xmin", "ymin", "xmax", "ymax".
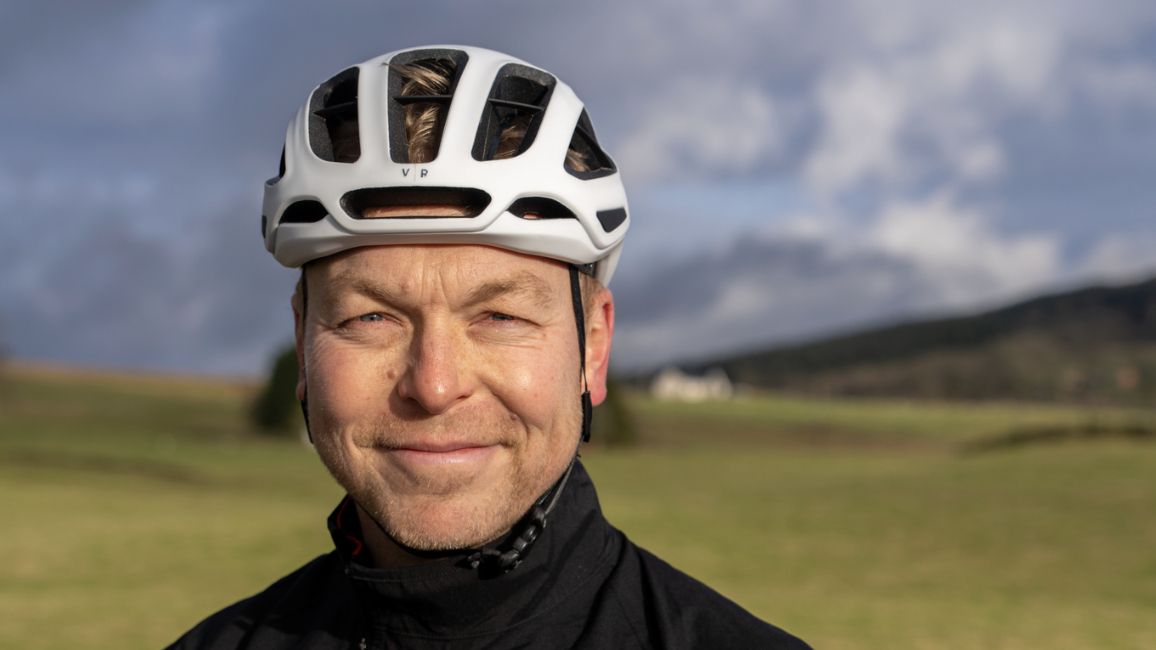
[{"xmin": 379, "ymin": 440, "xmax": 501, "ymax": 467}]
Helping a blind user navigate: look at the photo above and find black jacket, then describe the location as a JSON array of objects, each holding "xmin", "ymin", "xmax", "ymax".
[{"xmin": 169, "ymin": 462, "xmax": 810, "ymax": 649}]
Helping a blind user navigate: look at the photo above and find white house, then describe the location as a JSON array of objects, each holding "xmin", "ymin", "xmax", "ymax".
[{"xmin": 650, "ymin": 367, "xmax": 734, "ymax": 402}]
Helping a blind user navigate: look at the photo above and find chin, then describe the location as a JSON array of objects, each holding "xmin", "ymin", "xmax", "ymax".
[{"xmin": 375, "ymin": 494, "xmax": 525, "ymax": 551}]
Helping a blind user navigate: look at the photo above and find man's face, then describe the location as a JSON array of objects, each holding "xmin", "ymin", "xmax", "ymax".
[{"xmin": 295, "ymin": 244, "xmax": 612, "ymax": 552}]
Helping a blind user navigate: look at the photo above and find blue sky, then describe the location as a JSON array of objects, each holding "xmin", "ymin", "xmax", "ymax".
[{"xmin": 3, "ymin": 0, "xmax": 1156, "ymax": 374}]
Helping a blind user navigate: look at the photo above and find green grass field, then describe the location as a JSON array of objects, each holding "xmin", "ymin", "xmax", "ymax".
[{"xmin": 2, "ymin": 365, "xmax": 1154, "ymax": 649}]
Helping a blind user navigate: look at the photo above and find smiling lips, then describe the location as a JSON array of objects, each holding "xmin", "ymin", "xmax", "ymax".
[{"xmin": 383, "ymin": 440, "xmax": 500, "ymax": 466}]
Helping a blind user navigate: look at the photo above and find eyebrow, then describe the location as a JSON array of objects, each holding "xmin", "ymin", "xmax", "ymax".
[
  {"xmin": 463, "ymin": 272, "xmax": 556, "ymax": 310},
  {"xmin": 325, "ymin": 269, "xmax": 557, "ymax": 311}
]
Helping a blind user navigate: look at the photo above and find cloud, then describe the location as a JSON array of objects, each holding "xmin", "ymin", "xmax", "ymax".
[
  {"xmin": 786, "ymin": 1, "xmax": 1156, "ymax": 209},
  {"xmin": 1074, "ymin": 233, "xmax": 1156, "ymax": 283},
  {"xmin": 613, "ymin": 170, "xmax": 1156, "ymax": 370},
  {"xmin": 863, "ymin": 192, "xmax": 1061, "ymax": 307},
  {"xmin": 803, "ymin": 65, "xmax": 910, "ymax": 195},
  {"xmin": 612, "ymin": 235, "xmax": 931, "ymax": 369},
  {"xmin": 518, "ymin": 0, "xmax": 1156, "ymax": 260},
  {"xmin": 801, "ymin": 13, "xmax": 1067, "ymax": 198},
  {"xmin": 616, "ymin": 75, "xmax": 781, "ymax": 183},
  {"xmin": 4, "ymin": 0, "xmax": 1156, "ymax": 375},
  {"xmin": 2, "ymin": 198, "xmax": 296, "ymax": 375},
  {"xmin": 1074, "ymin": 59, "xmax": 1156, "ymax": 111},
  {"xmin": 614, "ymin": 192, "xmax": 1069, "ymax": 369}
]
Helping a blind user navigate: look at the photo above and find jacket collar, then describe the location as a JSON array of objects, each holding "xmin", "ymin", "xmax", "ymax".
[{"xmin": 326, "ymin": 460, "xmax": 618, "ymax": 640}]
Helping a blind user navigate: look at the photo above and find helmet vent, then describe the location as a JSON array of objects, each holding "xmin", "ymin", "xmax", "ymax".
[
  {"xmin": 387, "ymin": 50, "xmax": 468, "ymax": 164},
  {"xmin": 308, "ymin": 67, "xmax": 361, "ymax": 163},
  {"xmin": 342, "ymin": 187, "xmax": 491, "ymax": 219},
  {"xmin": 473, "ymin": 64, "xmax": 556, "ymax": 162},
  {"xmin": 281, "ymin": 200, "xmax": 328, "ymax": 224},
  {"xmin": 596, "ymin": 207, "xmax": 627, "ymax": 233},
  {"xmin": 507, "ymin": 197, "xmax": 577, "ymax": 221},
  {"xmin": 565, "ymin": 110, "xmax": 616, "ymax": 179}
]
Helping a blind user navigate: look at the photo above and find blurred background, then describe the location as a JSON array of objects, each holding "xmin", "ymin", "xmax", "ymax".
[
  {"xmin": 4, "ymin": 0, "xmax": 1156, "ymax": 374},
  {"xmin": 2, "ymin": 1, "xmax": 1155, "ymax": 649}
]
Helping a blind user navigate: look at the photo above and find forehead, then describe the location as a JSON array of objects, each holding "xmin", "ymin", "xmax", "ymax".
[{"xmin": 308, "ymin": 244, "xmax": 570, "ymax": 300}]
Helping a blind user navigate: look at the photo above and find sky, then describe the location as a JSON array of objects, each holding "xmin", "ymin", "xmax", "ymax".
[{"xmin": 3, "ymin": 0, "xmax": 1156, "ymax": 375}]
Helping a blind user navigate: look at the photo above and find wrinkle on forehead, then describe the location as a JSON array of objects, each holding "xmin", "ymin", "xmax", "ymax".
[{"xmin": 312, "ymin": 245, "xmax": 566, "ymax": 310}]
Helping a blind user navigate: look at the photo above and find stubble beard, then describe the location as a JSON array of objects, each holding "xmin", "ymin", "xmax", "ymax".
[{"xmin": 311, "ymin": 407, "xmax": 575, "ymax": 552}]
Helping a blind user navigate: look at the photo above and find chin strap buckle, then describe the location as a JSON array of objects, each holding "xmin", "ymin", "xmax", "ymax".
[
  {"xmin": 580, "ymin": 390, "xmax": 593, "ymax": 443},
  {"xmin": 465, "ymin": 458, "xmax": 576, "ymax": 575}
]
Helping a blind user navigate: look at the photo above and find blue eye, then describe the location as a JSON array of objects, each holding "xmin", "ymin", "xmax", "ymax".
[
  {"xmin": 357, "ymin": 313, "xmax": 385, "ymax": 323},
  {"xmin": 490, "ymin": 312, "xmax": 516, "ymax": 322}
]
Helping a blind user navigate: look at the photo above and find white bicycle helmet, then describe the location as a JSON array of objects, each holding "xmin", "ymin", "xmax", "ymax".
[{"xmin": 262, "ymin": 45, "xmax": 629, "ymax": 285}]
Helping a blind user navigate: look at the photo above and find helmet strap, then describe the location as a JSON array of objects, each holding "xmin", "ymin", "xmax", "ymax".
[
  {"xmin": 297, "ymin": 268, "xmax": 314, "ymax": 444},
  {"xmin": 568, "ymin": 265, "xmax": 593, "ymax": 444}
]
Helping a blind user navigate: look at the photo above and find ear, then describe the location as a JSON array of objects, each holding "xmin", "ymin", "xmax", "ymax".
[
  {"xmin": 292, "ymin": 286, "xmax": 307, "ymax": 402},
  {"xmin": 584, "ymin": 287, "xmax": 615, "ymax": 407}
]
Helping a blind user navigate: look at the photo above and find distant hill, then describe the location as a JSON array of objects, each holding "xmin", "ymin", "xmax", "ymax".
[{"xmin": 675, "ymin": 276, "xmax": 1156, "ymax": 404}]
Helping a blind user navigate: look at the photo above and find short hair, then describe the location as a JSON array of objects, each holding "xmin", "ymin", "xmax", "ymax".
[{"xmin": 393, "ymin": 58, "xmax": 592, "ymax": 171}]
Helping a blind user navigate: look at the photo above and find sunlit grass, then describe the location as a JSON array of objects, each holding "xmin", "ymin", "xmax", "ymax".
[
  {"xmin": 1, "ymin": 367, "xmax": 1154, "ymax": 649},
  {"xmin": 628, "ymin": 391, "xmax": 1156, "ymax": 447}
]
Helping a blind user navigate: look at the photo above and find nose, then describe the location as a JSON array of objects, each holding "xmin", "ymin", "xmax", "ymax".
[{"xmin": 395, "ymin": 323, "xmax": 473, "ymax": 415}]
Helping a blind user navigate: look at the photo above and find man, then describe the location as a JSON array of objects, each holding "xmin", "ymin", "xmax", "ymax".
[{"xmin": 171, "ymin": 45, "xmax": 809, "ymax": 649}]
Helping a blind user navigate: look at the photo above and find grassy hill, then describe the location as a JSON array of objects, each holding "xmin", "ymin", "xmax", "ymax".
[
  {"xmin": 2, "ymin": 360, "xmax": 1156, "ymax": 643},
  {"xmin": 683, "ymin": 275, "xmax": 1156, "ymax": 404},
  {"xmin": 3, "ymin": 365, "xmax": 1156, "ymax": 649}
]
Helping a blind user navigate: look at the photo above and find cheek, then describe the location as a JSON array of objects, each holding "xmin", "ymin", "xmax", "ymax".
[
  {"xmin": 306, "ymin": 338, "xmax": 394, "ymax": 418},
  {"xmin": 482, "ymin": 342, "xmax": 579, "ymax": 430}
]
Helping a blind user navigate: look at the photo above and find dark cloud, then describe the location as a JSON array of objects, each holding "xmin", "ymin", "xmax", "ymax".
[
  {"xmin": 2, "ymin": 199, "xmax": 295, "ymax": 374},
  {"xmin": 611, "ymin": 235, "xmax": 939, "ymax": 370}
]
